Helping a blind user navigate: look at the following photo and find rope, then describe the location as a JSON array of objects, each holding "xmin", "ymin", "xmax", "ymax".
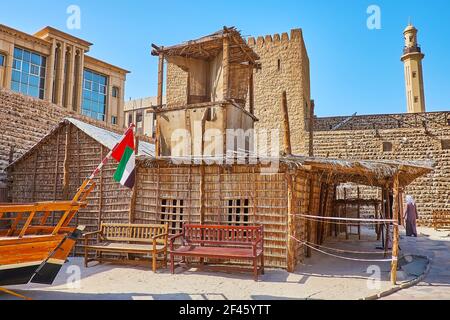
[
  {"xmin": 291, "ymin": 236, "xmax": 394, "ymax": 262},
  {"xmin": 305, "ymin": 241, "xmax": 392, "ymax": 255},
  {"xmin": 294, "ymin": 214, "xmax": 398, "ymax": 225},
  {"xmin": 296, "ymin": 216, "xmax": 388, "ymax": 226}
]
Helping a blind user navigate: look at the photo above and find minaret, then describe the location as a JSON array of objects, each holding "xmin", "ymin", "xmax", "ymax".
[{"xmin": 401, "ymin": 23, "xmax": 426, "ymax": 113}]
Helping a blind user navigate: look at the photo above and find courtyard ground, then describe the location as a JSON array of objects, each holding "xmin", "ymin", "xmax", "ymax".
[
  {"xmin": 382, "ymin": 227, "xmax": 450, "ymax": 300},
  {"xmin": 1, "ymin": 227, "xmax": 447, "ymax": 300}
]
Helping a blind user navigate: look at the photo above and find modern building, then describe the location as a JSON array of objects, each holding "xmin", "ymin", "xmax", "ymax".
[
  {"xmin": 401, "ymin": 23, "xmax": 426, "ymax": 113},
  {"xmin": 124, "ymin": 96, "xmax": 165, "ymax": 138},
  {"xmin": 0, "ymin": 24, "xmax": 129, "ymax": 127}
]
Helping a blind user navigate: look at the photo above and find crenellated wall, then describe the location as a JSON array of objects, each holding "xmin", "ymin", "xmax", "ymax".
[{"xmin": 247, "ymin": 29, "xmax": 312, "ymax": 156}]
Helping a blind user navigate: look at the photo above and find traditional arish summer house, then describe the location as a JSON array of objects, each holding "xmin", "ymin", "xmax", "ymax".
[{"xmin": 7, "ymin": 28, "xmax": 433, "ymax": 281}]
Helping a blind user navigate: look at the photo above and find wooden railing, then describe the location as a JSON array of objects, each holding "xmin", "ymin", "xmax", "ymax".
[{"xmin": 0, "ymin": 201, "xmax": 87, "ymax": 238}]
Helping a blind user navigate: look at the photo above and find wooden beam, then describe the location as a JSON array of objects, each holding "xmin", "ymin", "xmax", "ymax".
[
  {"xmin": 62, "ymin": 124, "xmax": 71, "ymax": 199},
  {"xmin": 375, "ymin": 201, "xmax": 381, "ymax": 241},
  {"xmin": 199, "ymin": 165, "xmax": 206, "ymax": 225},
  {"xmin": 281, "ymin": 91, "xmax": 292, "ymax": 155},
  {"xmin": 384, "ymin": 187, "xmax": 391, "ymax": 257},
  {"xmin": 157, "ymin": 53, "xmax": 164, "ymax": 107},
  {"xmin": 98, "ymin": 146, "xmax": 104, "ymax": 229},
  {"xmin": 53, "ymin": 132, "xmax": 60, "ymax": 203},
  {"xmin": 155, "ymin": 52, "xmax": 164, "ymax": 159},
  {"xmin": 155, "ymin": 116, "xmax": 161, "ymax": 158},
  {"xmin": 286, "ymin": 172, "xmax": 296, "ymax": 272},
  {"xmin": 249, "ymin": 69, "xmax": 254, "ymax": 115},
  {"xmin": 391, "ymin": 174, "xmax": 400, "ymax": 285},
  {"xmin": 128, "ymin": 136, "xmax": 139, "ymax": 223},
  {"xmin": 223, "ymin": 36, "xmax": 230, "ymax": 99},
  {"xmin": 357, "ymin": 187, "xmax": 361, "ymax": 240},
  {"xmin": 309, "ymin": 100, "xmax": 315, "ymax": 157}
]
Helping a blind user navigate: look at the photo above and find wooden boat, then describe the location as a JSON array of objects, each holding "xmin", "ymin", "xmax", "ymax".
[
  {"xmin": 0, "ymin": 124, "xmax": 133, "ymax": 298},
  {"xmin": 0, "ymin": 180, "xmax": 95, "ymax": 288}
]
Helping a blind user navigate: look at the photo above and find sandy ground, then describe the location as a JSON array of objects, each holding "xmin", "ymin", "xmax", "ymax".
[
  {"xmin": 383, "ymin": 227, "xmax": 450, "ymax": 300},
  {"xmin": 1, "ymin": 228, "xmax": 432, "ymax": 300}
]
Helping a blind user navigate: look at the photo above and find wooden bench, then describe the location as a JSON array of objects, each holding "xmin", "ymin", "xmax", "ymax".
[
  {"xmin": 84, "ymin": 223, "xmax": 169, "ymax": 272},
  {"xmin": 169, "ymin": 225, "xmax": 264, "ymax": 281},
  {"xmin": 433, "ymin": 211, "xmax": 450, "ymax": 231}
]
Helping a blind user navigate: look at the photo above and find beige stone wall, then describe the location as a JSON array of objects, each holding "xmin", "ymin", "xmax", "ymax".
[
  {"xmin": 166, "ymin": 62, "xmax": 188, "ymax": 107},
  {"xmin": 247, "ymin": 29, "xmax": 311, "ymax": 155},
  {"xmin": 313, "ymin": 112, "xmax": 450, "ymax": 225},
  {"xmin": 0, "ymin": 88, "xmax": 122, "ymax": 183}
]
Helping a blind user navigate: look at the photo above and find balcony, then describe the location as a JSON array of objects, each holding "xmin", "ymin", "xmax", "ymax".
[{"xmin": 403, "ymin": 46, "xmax": 421, "ymax": 55}]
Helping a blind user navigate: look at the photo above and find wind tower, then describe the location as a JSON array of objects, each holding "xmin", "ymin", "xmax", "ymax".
[{"xmin": 401, "ymin": 23, "xmax": 426, "ymax": 113}]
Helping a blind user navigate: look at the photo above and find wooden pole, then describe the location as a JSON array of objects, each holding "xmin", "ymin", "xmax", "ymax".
[
  {"xmin": 128, "ymin": 135, "xmax": 139, "ymax": 224},
  {"xmin": 199, "ymin": 164, "xmax": 206, "ymax": 225},
  {"xmin": 357, "ymin": 187, "xmax": 361, "ymax": 240},
  {"xmin": 320, "ymin": 184, "xmax": 329, "ymax": 245},
  {"xmin": 391, "ymin": 174, "xmax": 400, "ymax": 285},
  {"xmin": 306, "ymin": 178, "xmax": 314, "ymax": 258},
  {"xmin": 62, "ymin": 124, "xmax": 71, "ymax": 199},
  {"xmin": 286, "ymin": 172, "xmax": 296, "ymax": 272},
  {"xmin": 157, "ymin": 53, "xmax": 164, "ymax": 106},
  {"xmin": 375, "ymin": 202, "xmax": 381, "ymax": 240},
  {"xmin": 223, "ymin": 36, "xmax": 230, "ymax": 99},
  {"xmin": 53, "ymin": 132, "xmax": 60, "ymax": 202},
  {"xmin": 249, "ymin": 68, "xmax": 254, "ymax": 115},
  {"xmin": 309, "ymin": 100, "xmax": 315, "ymax": 157},
  {"xmin": 281, "ymin": 91, "xmax": 292, "ymax": 155},
  {"xmin": 155, "ymin": 52, "xmax": 164, "ymax": 158},
  {"xmin": 344, "ymin": 188, "xmax": 348, "ymax": 240},
  {"xmin": 98, "ymin": 146, "xmax": 104, "ymax": 229},
  {"xmin": 384, "ymin": 187, "xmax": 391, "ymax": 257}
]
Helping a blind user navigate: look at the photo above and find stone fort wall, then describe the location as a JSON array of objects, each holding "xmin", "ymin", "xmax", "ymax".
[
  {"xmin": 313, "ymin": 112, "xmax": 450, "ymax": 225},
  {"xmin": 247, "ymin": 29, "xmax": 312, "ymax": 156},
  {"xmin": 164, "ymin": 29, "xmax": 312, "ymax": 155}
]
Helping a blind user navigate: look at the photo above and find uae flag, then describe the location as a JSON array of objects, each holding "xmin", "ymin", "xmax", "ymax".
[{"xmin": 112, "ymin": 129, "xmax": 136, "ymax": 189}]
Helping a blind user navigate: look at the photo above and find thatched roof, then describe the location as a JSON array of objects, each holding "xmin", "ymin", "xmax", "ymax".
[
  {"xmin": 151, "ymin": 26, "xmax": 260, "ymax": 63},
  {"xmin": 137, "ymin": 154, "xmax": 434, "ymax": 188},
  {"xmin": 6, "ymin": 118, "xmax": 155, "ymax": 170}
]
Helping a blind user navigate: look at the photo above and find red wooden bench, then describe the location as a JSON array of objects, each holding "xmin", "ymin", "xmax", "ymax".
[{"xmin": 169, "ymin": 224, "xmax": 264, "ymax": 281}]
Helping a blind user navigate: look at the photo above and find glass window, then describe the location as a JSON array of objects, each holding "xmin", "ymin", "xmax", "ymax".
[
  {"xmin": 0, "ymin": 54, "xmax": 4, "ymax": 67},
  {"xmin": 10, "ymin": 47, "xmax": 46, "ymax": 100},
  {"xmin": 111, "ymin": 116, "xmax": 117, "ymax": 125},
  {"xmin": 82, "ymin": 69, "xmax": 108, "ymax": 122},
  {"xmin": 13, "ymin": 48, "xmax": 22, "ymax": 59}
]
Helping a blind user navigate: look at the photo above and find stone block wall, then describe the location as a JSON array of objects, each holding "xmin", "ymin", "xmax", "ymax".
[
  {"xmin": 247, "ymin": 29, "xmax": 311, "ymax": 155},
  {"xmin": 313, "ymin": 113, "xmax": 450, "ymax": 225}
]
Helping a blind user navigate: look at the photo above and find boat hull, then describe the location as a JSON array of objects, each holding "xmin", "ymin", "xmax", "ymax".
[{"xmin": 0, "ymin": 232, "xmax": 76, "ymax": 286}]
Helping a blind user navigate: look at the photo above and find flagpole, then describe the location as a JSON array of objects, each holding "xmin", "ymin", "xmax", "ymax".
[{"xmin": 72, "ymin": 123, "xmax": 136, "ymax": 202}]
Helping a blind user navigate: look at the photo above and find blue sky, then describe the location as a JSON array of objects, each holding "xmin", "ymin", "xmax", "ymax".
[{"xmin": 1, "ymin": 0, "xmax": 449, "ymax": 116}]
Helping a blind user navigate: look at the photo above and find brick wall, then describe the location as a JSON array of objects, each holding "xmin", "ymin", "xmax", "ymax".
[{"xmin": 313, "ymin": 113, "xmax": 450, "ymax": 225}]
